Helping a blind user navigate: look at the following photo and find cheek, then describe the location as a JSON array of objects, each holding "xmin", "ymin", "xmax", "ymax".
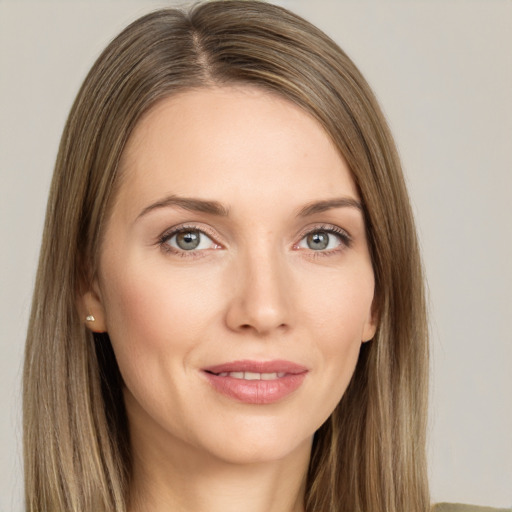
[
  {"xmin": 300, "ymin": 265, "xmax": 374, "ymax": 404},
  {"xmin": 97, "ymin": 257, "xmax": 228, "ymax": 434},
  {"xmin": 302, "ymin": 265, "xmax": 374, "ymax": 346},
  {"xmin": 99, "ymin": 258, "xmax": 221, "ymax": 372}
]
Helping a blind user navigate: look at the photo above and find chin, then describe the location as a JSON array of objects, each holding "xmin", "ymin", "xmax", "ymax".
[
  {"xmin": 206, "ymin": 435, "xmax": 313, "ymax": 467},
  {"xmin": 190, "ymin": 417, "xmax": 315, "ymax": 467}
]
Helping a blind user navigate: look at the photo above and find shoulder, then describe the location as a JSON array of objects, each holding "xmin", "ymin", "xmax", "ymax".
[{"xmin": 433, "ymin": 504, "xmax": 512, "ymax": 512}]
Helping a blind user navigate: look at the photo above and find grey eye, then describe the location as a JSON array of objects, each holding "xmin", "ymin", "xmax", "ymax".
[
  {"xmin": 298, "ymin": 229, "xmax": 344, "ymax": 251},
  {"xmin": 176, "ymin": 230, "xmax": 201, "ymax": 250},
  {"xmin": 166, "ymin": 229, "xmax": 217, "ymax": 251},
  {"xmin": 306, "ymin": 231, "xmax": 329, "ymax": 250}
]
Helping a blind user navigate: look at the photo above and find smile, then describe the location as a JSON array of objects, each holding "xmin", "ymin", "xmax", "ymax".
[
  {"xmin": 214, "ymin": 371, "xmax": 287, "ymax": 380},
  {"xmin": 202, "ymin": 360, "xmax": 308, "ymax": 404}
]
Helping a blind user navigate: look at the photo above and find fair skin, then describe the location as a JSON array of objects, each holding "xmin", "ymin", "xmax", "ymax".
[{"xmin": 81, "ymin": 86, "xmax": 377, "ymax": 512}]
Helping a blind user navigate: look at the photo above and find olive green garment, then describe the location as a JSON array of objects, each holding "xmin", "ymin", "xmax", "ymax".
[{"xmin": 433, "ymin": 504, "xmax": 512, "ymax": 512}]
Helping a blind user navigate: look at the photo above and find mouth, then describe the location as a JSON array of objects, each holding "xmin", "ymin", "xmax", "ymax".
[
  {"xmin": 208, "ymin": 371, "xmax": 288, "ymax": 380},
  {"xmin": 202, "ymin": 360, "xmax": 308, "ymax": 404},
  {"xmin": 203, "ymin": 359, "xmax": 308, "ymax": 375}
]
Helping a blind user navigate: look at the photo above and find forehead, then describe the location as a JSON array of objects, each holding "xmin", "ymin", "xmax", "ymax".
[{"xmin": 116, "ymin": 86, "xmax": 359, "ymax": 218}]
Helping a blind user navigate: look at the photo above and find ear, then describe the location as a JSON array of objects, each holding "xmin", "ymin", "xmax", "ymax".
[
  {"xmin": 362, "ymin": 300, "xmax": 379, "ymax": 343},
  {"xmin": 77, "ymin": 281, "xmax": 108, "ymax": 333}
]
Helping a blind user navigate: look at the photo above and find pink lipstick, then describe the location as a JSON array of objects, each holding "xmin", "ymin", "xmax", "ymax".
[{"xmin": 202, "ymin": 360, "xmax": 308, "ymax": 404}]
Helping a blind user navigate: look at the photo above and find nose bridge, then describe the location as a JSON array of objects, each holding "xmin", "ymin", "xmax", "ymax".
[{"xmin": 225, "ymin": 240, "xmax": 292, "ymax": 335}]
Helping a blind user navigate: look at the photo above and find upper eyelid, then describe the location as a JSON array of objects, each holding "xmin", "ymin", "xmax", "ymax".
[
  {"xmin": 296, "ymin": 223, "xmax": 351, "ymax": 241},
  {"xmin": 159, "ymin": 223, "xmax": 220, "ymax": 243}
]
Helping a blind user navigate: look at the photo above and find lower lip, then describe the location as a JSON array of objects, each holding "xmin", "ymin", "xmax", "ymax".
[{"xmin": 203, "ymin": 372, "xmax": 307, "ymax": 404}]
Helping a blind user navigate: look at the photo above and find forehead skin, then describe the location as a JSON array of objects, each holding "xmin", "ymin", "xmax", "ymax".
[{"xmin": 113, "ymin": 86, "xmax": 360, "ymax": 229}]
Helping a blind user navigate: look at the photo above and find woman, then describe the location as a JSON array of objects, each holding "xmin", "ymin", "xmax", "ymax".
[{"xmin": 22, "ymin": 1, "xmax": 481, "ymax": 511}]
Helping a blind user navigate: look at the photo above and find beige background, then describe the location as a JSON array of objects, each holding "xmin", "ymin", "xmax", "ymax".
[{"xmin": 1, "ymin": 1, "xmax": 511, "ymax": 510}]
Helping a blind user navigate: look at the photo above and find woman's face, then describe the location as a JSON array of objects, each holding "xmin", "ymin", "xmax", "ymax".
[{"xmin": 84, "ymin": 86, "xmax": 376, "ymax": 466}]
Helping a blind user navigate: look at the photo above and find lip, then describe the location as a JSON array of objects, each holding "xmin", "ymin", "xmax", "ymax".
[{"xmin": 202, "ymin": 359, "xmax": 308, "ymax": 405}]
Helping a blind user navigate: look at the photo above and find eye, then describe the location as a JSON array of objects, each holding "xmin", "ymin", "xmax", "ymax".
[
  {"xmin": 161, "ymin": 227, "xmax": 219, "ymax": 252},
  {"xmin": 296, "ymin": 227, "xmax": 350, "ymax": 252}
]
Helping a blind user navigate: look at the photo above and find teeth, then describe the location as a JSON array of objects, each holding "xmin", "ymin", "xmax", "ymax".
[{"xmin": 216, "ymin": 371, "xmax": 286, "ymax": 380}]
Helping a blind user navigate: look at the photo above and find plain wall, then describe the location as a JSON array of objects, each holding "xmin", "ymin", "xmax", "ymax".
[{"xmin": 1, "ymin": 1, "xmax": 510, "ymax": 510}]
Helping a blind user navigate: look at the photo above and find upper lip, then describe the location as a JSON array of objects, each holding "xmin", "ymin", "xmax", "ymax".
[{"xmin": 202, "ymin": 359, "xmax": 308, "ymax": 375}]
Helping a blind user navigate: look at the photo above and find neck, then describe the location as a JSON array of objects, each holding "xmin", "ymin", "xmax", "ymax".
[{"xmin": 128, "ymin": 430, "xmax": 310, "ymax": 512}]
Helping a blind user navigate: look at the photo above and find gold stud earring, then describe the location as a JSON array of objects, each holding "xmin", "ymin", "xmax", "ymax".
[{"xmin": 86, "ymin": 315, "xmax": 95, "ymax": 322}]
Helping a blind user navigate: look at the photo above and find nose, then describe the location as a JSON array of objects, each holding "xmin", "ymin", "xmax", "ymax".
[{"xmin": 224, "ymin": 248, "xmax": 293, "ymax": 336}]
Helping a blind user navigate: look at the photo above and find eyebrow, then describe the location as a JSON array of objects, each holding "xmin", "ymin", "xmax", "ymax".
[
  {"xmin": 297, "ymin": 197, "xmax": 363, "ymax": 217},
  {"xmin": 136, "ymin": 195, "xmax": 230, "ymax": 220},
  {"xmin": 136, "ymin": 194, "xmax": 362, "ymax": 222}
]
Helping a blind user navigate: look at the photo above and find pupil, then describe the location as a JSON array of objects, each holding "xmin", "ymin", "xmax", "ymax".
[
  {"xmin": 307, "ymin": 231, "xmax": 329, "ymax": 250},
  {"xmin": 176, "ymin": 230, "xmax": 200, "ymax": 250}
]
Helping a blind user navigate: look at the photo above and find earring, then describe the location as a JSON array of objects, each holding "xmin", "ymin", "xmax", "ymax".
[{"xmin": 85, "ymin": 315, "xmax": 95, "ymax": 322}]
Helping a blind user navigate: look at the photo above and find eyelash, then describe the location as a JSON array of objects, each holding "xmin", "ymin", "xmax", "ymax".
[
  {"xmin": 158, "ymin": 224, "xmax": 219, "ymax": 258},
  {"xmin": 157, "ymin": 223, "xmax": 352, "ymax": 258},
  {"xmin": 295, "ymin": 224, "xmax": 352, "ymax": 258}
]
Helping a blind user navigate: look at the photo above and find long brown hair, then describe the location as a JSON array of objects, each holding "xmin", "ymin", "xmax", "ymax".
[{"xmin": 23, "ymin": 2, "xmax": 429, "ymax": 511}]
